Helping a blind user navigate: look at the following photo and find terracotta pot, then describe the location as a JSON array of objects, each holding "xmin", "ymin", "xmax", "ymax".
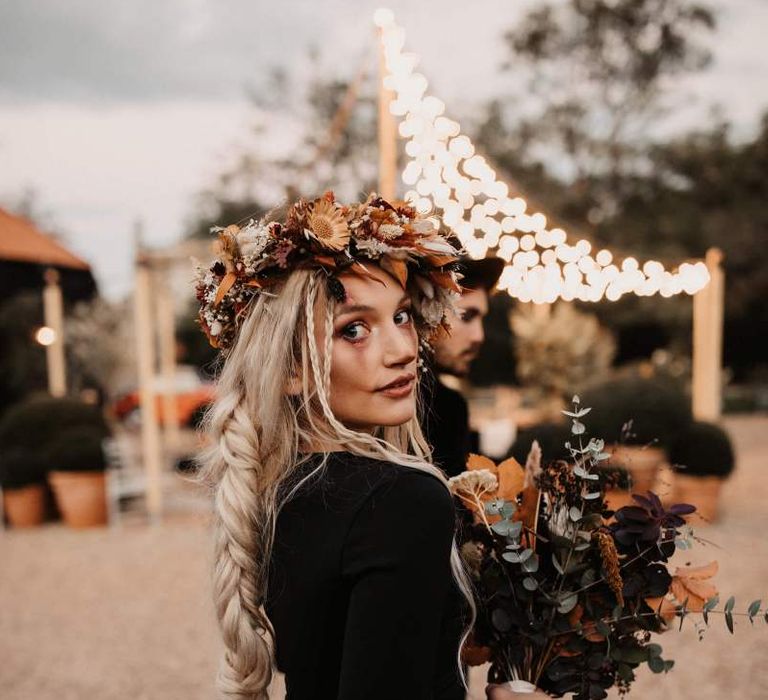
[
  {"xmin": 48, "ymin": 471, "xmax": 107, "ymax": 528},
  {"xmin": 2, "ymin": 483, "xmax": 46, "ymax": 527},
  {"xmin": 672, "ymin": 474, "xmax": 723, "ymax": 524},
  {"xmin": 608, "ymin": 445, "xmax": 666, "ymax": 495}
]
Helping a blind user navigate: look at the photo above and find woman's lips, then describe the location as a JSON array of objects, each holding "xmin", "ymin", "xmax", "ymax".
[{"xmin": 377, "ymin": 375, "xmax": 415, "ymax": 398}]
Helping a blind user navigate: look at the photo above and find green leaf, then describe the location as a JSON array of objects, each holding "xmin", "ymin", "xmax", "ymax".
[
  {"xmin": 519, "ymin": 548, "xmax": 533, "ymax": 562},
  {"xmin": 491, "ymin": 607, "xmax": 512, "ymax": 633},
  {"xmin": 621, "ymin": 647, "xmax": 648, "ymax": 664},
  {"xmin": 581, "ymin": 569, "xmax": 597, "ymax": 587},
  {"xmin": 748, "ymin": 599, "xmax": 762, "ymax": 623},
  {"xmin": 725, "ymin": 612, "xmax": 734, "ymax": 634},
  {"xmin": 491, "ymin": 519, "xmax": 523, "ymax": 538},
  {"xmin": 724, "ymin": 596, "xmax": 735, "ymax": 614},
  {"xmin": 523, "ymin": 576, "xmax": 539, "ymax": 591},
  {"xmin": 647, "ymin": 643, "xmax": 662, "ymax": 658},
  {"xmin": 648, "ymin": 656, "xmax": 665, "ymax": 673},
  {"xmin": 617, "ymin": 663, "xmax": 634, "ymax": 683},
  {"xmin": 522, "ymin": 553, "xmax": 540, "ymax": 573},
  {"xmin": 558, "ymin": 592, "xmax": 578, "ymax": 614},
  {"xmin": 484, "ymin": 499, "xmax": 505, "ymax": 515},
  {"xmin": 502, "ymin": 551, "xmax": 521, "ymax": 564},
  {"xmin": 570, "ymin": 506, "xmax": 582, "ymax": 521},
  {"xmin": 703, "ymin": 595, "xmax": 719, "ymax": 612},
  {"xmin": 552, "ymin": 555, "xmax": 565, "ymax": 576}
]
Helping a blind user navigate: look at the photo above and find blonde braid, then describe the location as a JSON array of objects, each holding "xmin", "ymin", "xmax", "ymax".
[{"xmin": 212, "ymin": 397, "xmax": 274, "ymax": 699}]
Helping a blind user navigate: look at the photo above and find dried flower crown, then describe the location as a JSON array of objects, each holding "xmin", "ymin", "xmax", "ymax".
[{"xmin": 195, "ymin": 191, "xmax": 463, "ymax": 353}]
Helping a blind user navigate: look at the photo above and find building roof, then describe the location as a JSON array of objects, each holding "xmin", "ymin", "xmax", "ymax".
[{"xmin": 0, "ymin": 207, "xmax": 90, "ymax": 270}]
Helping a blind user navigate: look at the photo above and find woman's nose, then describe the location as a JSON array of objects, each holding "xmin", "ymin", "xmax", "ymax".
[{"xmin": 383, "ymin": 324, "xmax": 417, "ymax": 367}]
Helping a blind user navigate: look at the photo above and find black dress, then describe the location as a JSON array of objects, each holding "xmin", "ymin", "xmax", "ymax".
[{"xmin": 265, "ymin": 452, "xmax": 466, "ymax": 699}]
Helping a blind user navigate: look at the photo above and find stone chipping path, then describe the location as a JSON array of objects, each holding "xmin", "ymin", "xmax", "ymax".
[{"xmin": 1, "ymin": 415, "xmax": 767, "ymax": 699}]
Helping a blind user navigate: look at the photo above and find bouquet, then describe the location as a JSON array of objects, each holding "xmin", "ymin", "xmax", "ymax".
[{"xmin": 450, "ymin": 396, "xmax": 763, "ymax": 700}]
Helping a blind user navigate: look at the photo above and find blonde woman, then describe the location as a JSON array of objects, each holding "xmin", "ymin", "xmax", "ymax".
[{"xmin": 197, "ymin": 193, "xmax": 477, "ymax": 699}]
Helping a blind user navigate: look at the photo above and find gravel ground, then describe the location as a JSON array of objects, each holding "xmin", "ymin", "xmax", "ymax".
[{"xmin": 1, "ymin": 415, "xmax": 767, "ymax": 700}]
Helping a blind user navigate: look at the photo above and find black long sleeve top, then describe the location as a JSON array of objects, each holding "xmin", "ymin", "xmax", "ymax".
[{"xmin": 265, "ymin": 452, "xmax": 466, "ymax": 699}]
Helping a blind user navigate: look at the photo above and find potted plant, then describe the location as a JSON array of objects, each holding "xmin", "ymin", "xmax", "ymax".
[
  {"xmin": 46, "ymin": 427, "xmax": 109, "ymax": 527},
  {"xmin": 0, "ymin": 450, "xmax": 48, "ymax": 527},
  {"xmin": 0, "ymin": 395, "xmax": 111, "ymax": 528},
  {"xmin": 580, "ymin": 375, "xmax": 692, "ymax": 494},
  {"xmin": 669, "ymin": 420, "xmax": 735, "ymax": 523}
]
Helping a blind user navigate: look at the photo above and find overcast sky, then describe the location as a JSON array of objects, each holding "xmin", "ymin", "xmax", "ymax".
[{"xmin": 1, "ymin": 0, "xmax": 766, "ymax": 299}]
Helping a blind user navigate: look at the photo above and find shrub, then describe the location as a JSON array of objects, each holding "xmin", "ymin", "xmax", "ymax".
[
  {"xmin": 0, "ymin": 395, "xmax": 110, "ymax": 482},
  {"xmin": 579, "ymin": 375, "xmax": 692, "ymax": 451},
  {"xmin": 669, "ymin": 420, "xmax": 735, "ymax": 478}
]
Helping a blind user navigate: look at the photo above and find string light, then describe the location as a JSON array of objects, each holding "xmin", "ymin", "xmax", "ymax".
[{"xmin": 375, "ymin": 10, "xmax": 711, "ymax": 302}]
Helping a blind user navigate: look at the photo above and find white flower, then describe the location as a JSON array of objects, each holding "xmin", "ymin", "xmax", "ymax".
[
  {"xmin": 238, "ymin": 224, "xmax": 270, "ymax": 258},
  {"xmin": 209, "ymin": 320, "xmax": 223, "ymax": 337},
  {"xmin": 355, "ymin": 237, "xmax": 391, "ymax": 258},
  {"xmin": 448, "ymin": 469, "xmax": 498, "ymax": 497},
  {"xmin": 378, "ymin": 223, "xmax": 404, "ymax": 240}
]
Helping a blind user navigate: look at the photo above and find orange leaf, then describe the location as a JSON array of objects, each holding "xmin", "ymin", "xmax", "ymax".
[
  {"xmin": 645, "ymin": 596, "xmax": 678, "ymax": 623},
  {"xmin": 381, "ymin": 256, "xmax": 408, "ymax": 288},
  {"xmin": 466, "ymin": 453, "xmax": 498, "ymax": 476},
  {"xmin": 568, "ymin": 605, "xmax": 605, "ymax": 643},
  {"xmin": 497, "ymin": 458, "xmax": 525, "ymax": 502},
  {"xmin": 213, "ymin": 272, "xmax": 237, "ymax": 306},
  {"xmin": 350, "ymin": 261, "xmax": 385, "ymax": 285},
  {"xmin": 674, "ymin": 561, "xmax": 718, "ymax": 580},
  {"xmin": 429, "ymin": 270, "xmax": 462, "ymax": 293},
  {"xmin": 424, "ymin": 254, "xmax": 458, "ymax": 267},
  {"xmin": 314, "ymin": 255, "xmax": 337, "ymax": 267},
  {"xmin": 668, "ymin": 561, "xmax": 719, "ymax": 611},
  {"xmin": 513, "ymin": 485, "xmax": 541, "ymax": 550}
]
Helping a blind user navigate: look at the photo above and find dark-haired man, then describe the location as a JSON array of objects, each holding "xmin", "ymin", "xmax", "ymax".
[{"xmin": 421, "ymin": 256, "xmax": 504, "ymax": 478}]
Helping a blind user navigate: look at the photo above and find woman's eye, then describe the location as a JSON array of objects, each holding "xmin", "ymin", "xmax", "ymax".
[
  {"xmin": 394, "ymin": 308, "xmax": 413, "ymax": 325},
  {"xmin": 341, "ymin": 322, "xmax": 369, "ymax": 341}
]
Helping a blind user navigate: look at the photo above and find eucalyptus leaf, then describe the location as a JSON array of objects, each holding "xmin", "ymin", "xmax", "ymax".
[
  {"xmin": 725, "ymin": 612, "xmax": 734, "ymax": 634},
  {"xmin": 523, "ymin": 576, "xmax": 539, "ymax": 591},
  {"xmin": 584, "ymin": 491, "xmax": 602, "ymax": 500},
  {"xmin": 571, "ymin": 420, "xmax": 586, "ymax": 435},
  {"xmin": 748, "ymin": 599, "xmax": 762, "ymax": 622},
  {"xmin": 648, "ymin": 656, "xmax": 665, "ymax": 673},
  {"xmin": 569, "ymin": 506, "xmax": 582, "ymax": 521},
  {"xmin": 522, "ymin": 554, "xmax": 540, "ymax": 573},
  {"xmin": 502, "ymin": 551, "xmax": 521, "ymax": 564},
  {"xmin": 519, "ymin": 548, "xmax": 534, "ymax": 562},
  {"xmin": 557, "ymin": 592, "xmax": 578, "ymax": 614},
  {"xmin": 724, "ymin": 596, "xmax": 736, "ymax": 613}
]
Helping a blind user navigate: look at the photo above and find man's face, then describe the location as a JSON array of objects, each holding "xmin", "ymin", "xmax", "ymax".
[{"xmin": 433, "ymin": 287, "xmax": 489, "ymax": 377}]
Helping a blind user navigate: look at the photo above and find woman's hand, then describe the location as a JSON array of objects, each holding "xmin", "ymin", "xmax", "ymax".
[{"xmin": 486, "ymin": 683, "xmax": 550, "ymax": 699}]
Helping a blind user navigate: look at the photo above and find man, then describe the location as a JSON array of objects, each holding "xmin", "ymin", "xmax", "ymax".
[{"xmin": 421, "ymin": 255, "xmax": 504, "ymax": 477}]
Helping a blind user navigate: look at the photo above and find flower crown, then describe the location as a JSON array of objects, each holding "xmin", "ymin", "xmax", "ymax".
[{"xmin": 194, "ymin": 191, "xmax": 463, "ymax": 353}]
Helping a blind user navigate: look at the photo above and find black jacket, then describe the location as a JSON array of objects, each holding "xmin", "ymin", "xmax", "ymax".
[{"xmin": 420, "ymin": 372, "xmax": 473, "ymax": 478}]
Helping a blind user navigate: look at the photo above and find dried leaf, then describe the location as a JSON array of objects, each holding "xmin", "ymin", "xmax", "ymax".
[
  {"xmin": 213, "ymin": 272, "xmax": 237, "ymax": 306},
  {"xmin": 467, "ymin": 453, "xmax": 498, "ymax": 476},
  {"xmin": 380, "ymin": 256, "xmax": 408, "ymax": 288},
  {"xmin": 497, "ymin": 457, "xmax": 525, "ymax": 501}
]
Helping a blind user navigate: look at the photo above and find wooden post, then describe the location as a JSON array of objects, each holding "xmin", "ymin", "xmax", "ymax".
[
  {"xmin": 378, "ymin": 27, "xmax": 398, "ymax": 200},
  {"xmin": 134, "ymin": 231, "xmax": 164, "ymax": 522},
  {"xmin": 692, "ymin": 248, "xmax": 724, "ymax": 420},
  {"xmin": 42, "ymin": 268, "xmax": 67, "ymax": 397},
  {"xmin": 157, "ymin": 274, "xmax": 181, "ymax": 454}
]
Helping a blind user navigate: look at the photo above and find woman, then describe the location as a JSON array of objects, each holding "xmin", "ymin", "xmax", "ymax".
[{"xmin": 197, "ymin": 192, "xmax": 475, "ymax": 699}]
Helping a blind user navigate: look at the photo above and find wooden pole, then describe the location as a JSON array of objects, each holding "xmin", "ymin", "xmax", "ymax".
[
  {"xmin": 378, "ymin": 27, "xmax": 398, "ymax": 200},
  {"xmin": 133, "ymin": 227, "xmax": 163, "ymax": 522},
  {"xmin": 692, "ymin": 248, "xmax": 724, "ymax": 420},
  {"xmin": 42, "ymin": 268, "xmax": 67, "ymax": 397},
  {"xmin": 157, "ymin": 274, "xmax": 181, "ymax": 454}
]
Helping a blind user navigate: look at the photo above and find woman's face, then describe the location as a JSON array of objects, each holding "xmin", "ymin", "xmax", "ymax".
[{"xmin": 318, "ymin": 265, "xmax": 419, "ymax": 431}]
